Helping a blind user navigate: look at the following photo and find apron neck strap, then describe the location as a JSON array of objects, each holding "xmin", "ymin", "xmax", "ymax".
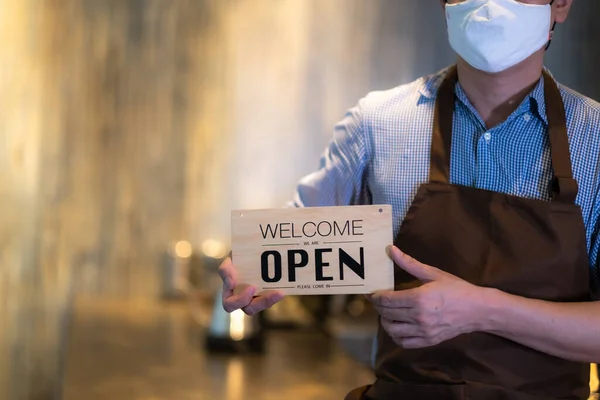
[
  {"xmin": 543, "ymin": 69, "xmax": 579, "ymax": 203},
  {"xmin": 430, "ymin": 66, "xmax": 458, "ymax": 186},
  {"xmin": 430, "ymin": 65, "xmax": 578, "ymax": 204}
]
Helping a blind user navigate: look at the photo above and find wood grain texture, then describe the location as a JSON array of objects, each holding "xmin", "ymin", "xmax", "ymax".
[{"xmin": 231, "ymin": 206, "xmax": 394, "ymax": 295}]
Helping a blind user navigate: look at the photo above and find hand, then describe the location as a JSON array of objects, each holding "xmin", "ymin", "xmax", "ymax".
[
  {"xmin": 218, "ymin": 257, "xmax": 285, "ymax": 315},
  {"xmin": 368, "ymin": 246, "xmax": 486, "ymax": 349}
]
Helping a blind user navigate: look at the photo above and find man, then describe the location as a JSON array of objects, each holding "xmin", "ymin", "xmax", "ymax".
[{"xmin": 219, "ymin": 0, "xmax": 600, "ymax": 398}]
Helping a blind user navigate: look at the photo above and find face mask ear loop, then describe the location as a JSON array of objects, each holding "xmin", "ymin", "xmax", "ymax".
[{"xmin": 545, "ymin": 0, "xmax": 556, "ymax": 51}]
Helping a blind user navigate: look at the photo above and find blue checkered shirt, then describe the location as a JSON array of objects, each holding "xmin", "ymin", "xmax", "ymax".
[{"xmin": 291, "ymin": 67, "xmax": 600, "ymax": 298}]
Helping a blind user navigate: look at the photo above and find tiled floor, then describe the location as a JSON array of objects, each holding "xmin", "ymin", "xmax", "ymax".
[{"xmin": 61, "ymin": 298, "xmax": 375, "ymax": 400}]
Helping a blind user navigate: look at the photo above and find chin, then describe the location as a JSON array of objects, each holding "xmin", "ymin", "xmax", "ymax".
[{"xmin": 456, "ymin": 52, "xmax": 545, "ymax": 76}]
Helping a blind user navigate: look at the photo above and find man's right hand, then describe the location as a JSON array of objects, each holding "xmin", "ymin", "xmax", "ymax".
[{"xmin": 218, "ymin": 258, "xmax": 285, "ymax": 316}]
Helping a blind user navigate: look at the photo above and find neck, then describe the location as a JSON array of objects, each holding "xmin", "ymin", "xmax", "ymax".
[{"xmin": 456, "ymin": 53, "xmax": 545, "ymax": 129}]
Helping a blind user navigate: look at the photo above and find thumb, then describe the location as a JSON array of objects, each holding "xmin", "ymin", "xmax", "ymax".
[{"xmin": 388, "ymin": 245, "xmax": 441, "ymax": 282}]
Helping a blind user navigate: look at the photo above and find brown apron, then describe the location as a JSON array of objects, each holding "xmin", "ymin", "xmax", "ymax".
[{"xmin": 346, "ymin": 66, "xmax": 591, "ymax": 400}]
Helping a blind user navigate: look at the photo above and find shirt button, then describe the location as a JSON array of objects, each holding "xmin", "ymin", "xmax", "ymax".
[
  {"xmin": 484, "ymin": 132, "xmax": 492, "ymax": 141},
  {"xmin": 523, "ymin": 113, "xmax": 531, "ymax": 122}
]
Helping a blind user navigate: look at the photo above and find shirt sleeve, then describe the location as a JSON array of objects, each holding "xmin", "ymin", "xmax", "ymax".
[
  {"xmin": 287, "ymin": 99, "xmax": 372, "ymax": 208},
  {"xmin": 588, "ymin": 204, "xmax": 600, "ymax": 300}
]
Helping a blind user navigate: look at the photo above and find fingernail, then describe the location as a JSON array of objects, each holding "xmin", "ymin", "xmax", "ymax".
[{"xmin": 386, "ymin": 245, "xmax": 393, "ymax": 258}]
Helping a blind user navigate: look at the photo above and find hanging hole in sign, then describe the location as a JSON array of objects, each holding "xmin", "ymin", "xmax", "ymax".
[{"xmin": 379, "ymin": 208, "xmax": 383, "ymax": 213}]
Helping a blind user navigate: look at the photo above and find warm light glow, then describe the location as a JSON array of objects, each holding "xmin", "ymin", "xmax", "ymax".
[
  {"xmin": 202, "ymin": 239, "xmax": 227, "ymax": 259},
  {"xmin": 174, "ymin": 240, "xmax": 193, "ymax": 258},
  {"xmin": 225, "ymin": 359, "xmax": 244, "ymax": 400},
  {"xmin": 229, "ymin": 309, "xmax": 245, "ymax": 341},
  {"xmin": 347, "ymin": 299, "xmax": 365, "ymax": 317},
  {"xmin": 591, "ymin": 364, "xmax": 599, "ymax": 393}
]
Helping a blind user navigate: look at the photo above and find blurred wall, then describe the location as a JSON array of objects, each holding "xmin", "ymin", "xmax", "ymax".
[
  {"xmin": 1, "ymin": 1, "xmax": 599, "ymax": 398},
  {"xmin": 1, "ymin": 2, "xmax": 66, "ymax": 399},
  {"xmin": 545, "ymin": 0, "xmax": 600, "ymax": 100}
]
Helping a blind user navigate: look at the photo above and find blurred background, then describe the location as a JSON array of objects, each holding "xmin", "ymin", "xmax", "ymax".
[{"xmin": 1, "ymin": 0, "xmax": 599, "ymax": 399}]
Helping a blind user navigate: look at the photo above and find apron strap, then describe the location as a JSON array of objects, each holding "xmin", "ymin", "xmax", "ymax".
[
  {"xmin": 429, "ymin": 66, "xmax": 578, "ymax": 204},
  {"xmin": 430, "ymin": 66, "xmax": 458, "ymax": 185},
  {"xmin": 543, "ymin": 70, "xmax": 579, "ymax": 203}
]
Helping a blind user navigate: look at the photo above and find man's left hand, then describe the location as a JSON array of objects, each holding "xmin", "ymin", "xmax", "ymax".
[{"xmin": 368, "ymin": 246, "xmax": 487, "ymax": 349}]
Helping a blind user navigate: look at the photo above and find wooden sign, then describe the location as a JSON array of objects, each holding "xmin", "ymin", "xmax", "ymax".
[{"xmin": 231, "ymin": 205, "xmax": 394, "ymax": 295}]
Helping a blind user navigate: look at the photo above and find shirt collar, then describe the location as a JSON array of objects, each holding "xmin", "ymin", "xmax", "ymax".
[
  {"xmin": 419, "ymin": 66, "xmax": 555, "ymax": 125},
  {"xmin": 418, "ymin": 67, "xmax": 451, "ymax": 100}
]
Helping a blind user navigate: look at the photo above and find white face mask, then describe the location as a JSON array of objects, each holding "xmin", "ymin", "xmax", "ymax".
[{"xmin": 445, "ymin": 0, "xmax": 553, "ymax": 74}]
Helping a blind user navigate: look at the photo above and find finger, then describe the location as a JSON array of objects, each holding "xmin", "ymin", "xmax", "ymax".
[
  {"xmin": 381, "ymin": 317, "xmax": 421, "ymax": 338},
  {"xmin": 218, "ymin": 258, "xmax": 238, "ymax": 292},
  {"xmin": 223, "ymin": 285, "xmax": 256, "ymax": 313},
  {"xmin": 242, "ymin": 290, "xmax": 285, "ymax": 316},
  {"xmin": 369, "ymin": 289, "xmax": 417, "ymax": 308},
  {"xmin": 374, "ymin": 305, "xmax": 415, "ymax": 323},
  {"xmin": 400, "ymin": 336, "xmax": 438, "ymax": 349},
  {"xmin": 388, "ymin": 246, "xmax": 441, "ymax": 282}
]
